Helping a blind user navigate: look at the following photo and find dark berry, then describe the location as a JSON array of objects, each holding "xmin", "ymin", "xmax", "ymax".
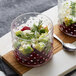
[
  {"xmin": 14, "ymin": 47, "xmax": 52, "ymax": 67},
  {"xmin": 60, "ymin": 22, "xmax": 76, "ymax": 37}
]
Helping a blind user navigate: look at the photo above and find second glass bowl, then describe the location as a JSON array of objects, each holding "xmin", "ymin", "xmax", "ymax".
[{"xmin": 58, "ymin": 0, "xmax": 76, "ymax": 37}]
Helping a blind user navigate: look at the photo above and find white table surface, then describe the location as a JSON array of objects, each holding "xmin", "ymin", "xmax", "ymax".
[{"xmin": 0, "ymin": 6, "xmax": 76, "ymax": 76}]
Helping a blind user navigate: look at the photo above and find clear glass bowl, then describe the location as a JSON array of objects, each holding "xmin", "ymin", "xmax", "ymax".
[
  {"xmin": 11, "ymin": 12, "xmax": 53, "ymax": 67},
  {"xmin": 58, "ymin": 0, "xmax": 76, "ymax": 37}
]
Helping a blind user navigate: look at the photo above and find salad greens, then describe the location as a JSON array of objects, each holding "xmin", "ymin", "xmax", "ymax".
[
  {"xmin": 70, "ymin": 2, "xmax": 76, "ymax": 17},
  {"xmin": 14, "ymin": 20, "xmax": 50, "ymax": 55},
  {"xmin": 62, "ymin": 1, "xmax": 76, "ymax": 26}
]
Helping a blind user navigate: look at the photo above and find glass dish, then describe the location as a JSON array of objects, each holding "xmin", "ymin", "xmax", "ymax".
[
  {"xmin": 58, "ymin": 0, "xmax": 76, "ymax": 37},
  {"xmin": 11, "ymin": 12, "xmax": 53, "ymax": 67}
]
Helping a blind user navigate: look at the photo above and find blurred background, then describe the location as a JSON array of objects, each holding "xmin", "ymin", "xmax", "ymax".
[{"xmin": 0, "ymin": 0, "xmax": 57, "ymax": 37}]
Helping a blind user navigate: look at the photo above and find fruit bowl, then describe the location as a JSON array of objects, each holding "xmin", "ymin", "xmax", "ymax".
[{"xmin": 11, "ymin": 12, "xmax": 53, "ymax": 67}]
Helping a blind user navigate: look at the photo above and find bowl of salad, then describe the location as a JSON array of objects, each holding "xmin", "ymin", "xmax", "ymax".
[
  {"xmin": 58, "ymin": 0, "xmax": 76, "ymax": 37},
  {"xmin": 11, "ymin": 12, "xmax": 53, "ymax": 67}
]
